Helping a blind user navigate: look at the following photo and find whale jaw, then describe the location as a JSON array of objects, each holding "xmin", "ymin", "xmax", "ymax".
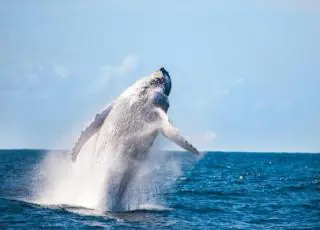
[{"xmin": 148, "ymin": 67, "xmax": 171, "ymax": 96}]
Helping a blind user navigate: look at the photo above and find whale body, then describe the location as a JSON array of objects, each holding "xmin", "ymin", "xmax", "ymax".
[{"xmin": 71, "ymin": 67, "xmax": 199, "ymax": 210}]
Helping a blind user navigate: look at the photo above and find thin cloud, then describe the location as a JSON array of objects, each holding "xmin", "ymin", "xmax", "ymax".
[
  {"xmin": 90, "ymin": 54, "xmax": 139, "ymax": 93},
  {"xmin": 210, "ymin": 78, "xmax": 246, "ymax": 100},
  {"xmin": 100, "ymin": 54, "xmax": 138, "ymax": 76},
  {"xmin": 198, "ymin": 131, "xmax": 217, "ymax": 151},
  {"xmin": 184, "ymin": 131, "xmax": 217, "ymax": 151},
  {"xmin": 1, "ymin": 69, "xmax": 40, "ymax": 94},
  {"xmin": 1, "ymin": 64, "xmax": 70, "ymax": 100},
  {"xmin": 53, "ymin": 65, "xmax": 69, "ymax": 78},
  {"xmin": 234, "ymin": 78, "xmax": 245, "ymax": 85}
]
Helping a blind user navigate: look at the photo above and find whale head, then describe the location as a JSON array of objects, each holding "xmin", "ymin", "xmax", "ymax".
[{"xmin": 148, "ymin": 67, "xmax": 171, "ymax": 96}]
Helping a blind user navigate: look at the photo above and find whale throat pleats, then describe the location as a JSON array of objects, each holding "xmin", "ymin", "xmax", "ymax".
[{"xmin": 71, "ymin": 103, "xmax": 113, "ymax": 162}]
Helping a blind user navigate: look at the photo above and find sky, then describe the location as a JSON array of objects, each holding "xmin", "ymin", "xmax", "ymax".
[{"xmin": 0, "ymin": 0, "xmax": 319, "ymax": 152}]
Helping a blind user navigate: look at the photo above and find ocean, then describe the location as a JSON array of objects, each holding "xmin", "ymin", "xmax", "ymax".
[{"xmin": 0, "ymin": 150, "xmax": 319, "ymax": 229}]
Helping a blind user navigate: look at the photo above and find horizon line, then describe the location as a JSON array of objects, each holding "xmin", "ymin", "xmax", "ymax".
[{"xmin": 0, "ymin": 148, "xmax": 319, "ymax": 154}]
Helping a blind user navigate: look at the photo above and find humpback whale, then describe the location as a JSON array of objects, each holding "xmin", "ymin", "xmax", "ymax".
[{"xmin": 71, "ymin": 67, "xmax": 199, "ymax": 210}]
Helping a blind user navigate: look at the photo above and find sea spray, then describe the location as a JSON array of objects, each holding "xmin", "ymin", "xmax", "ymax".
[
  {"xmin": 34, "ymin": 134, "xmax": 183, "ymax": 211},
  {"xmin": 120, "ymin": 146, "xmax": 182, "ymax": 211}
]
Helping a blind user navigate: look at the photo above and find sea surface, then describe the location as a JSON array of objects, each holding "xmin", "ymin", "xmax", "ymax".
[{"xmin": 0, "ymin": 150, "xmax": 319, "ymax": 229}]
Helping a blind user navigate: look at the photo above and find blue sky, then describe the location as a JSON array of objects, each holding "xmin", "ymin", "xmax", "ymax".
[{"xmin": 0, "ymin": 1, "xmax": 319, "ymax": 152}]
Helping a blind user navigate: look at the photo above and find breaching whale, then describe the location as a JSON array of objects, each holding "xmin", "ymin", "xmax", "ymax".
[{"xmin": 71, "ymin": 67, "xmax": 199, "ymax": 210}]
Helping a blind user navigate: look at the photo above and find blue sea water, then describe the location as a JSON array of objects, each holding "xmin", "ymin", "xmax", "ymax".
[{"xmin": 0, "ymin": 150, "xmax": 319, "ymax": 229}]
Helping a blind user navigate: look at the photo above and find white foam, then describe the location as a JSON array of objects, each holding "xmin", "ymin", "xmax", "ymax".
[
  {"xmin": 136, "ymin": 203, "xmax": 174, "ymax": 211},
  {"xmin": 34, "ymin": 136, "xmax": 182, "ymax": 212},
  {"xmin": 35, "ymin": 133, "xmax": 112, "ymax": 210}
]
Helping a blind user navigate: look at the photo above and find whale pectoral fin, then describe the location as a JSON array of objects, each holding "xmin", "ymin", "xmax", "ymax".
[
  {"xmin": 71, "ymin": 103, "xmax": 113, "ymax": 162},
  {"xmin": 161, "ymin": 123, "xmax": 200, "ymax": 155},
  {"xmin": 158, "ymin": 111, "xmax": 199, "ymax": 155}
]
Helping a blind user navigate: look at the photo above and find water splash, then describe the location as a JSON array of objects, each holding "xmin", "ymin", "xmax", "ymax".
[{"xmin": 34, "ymin": 133, "xmax": 182, "ymax": 212}]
